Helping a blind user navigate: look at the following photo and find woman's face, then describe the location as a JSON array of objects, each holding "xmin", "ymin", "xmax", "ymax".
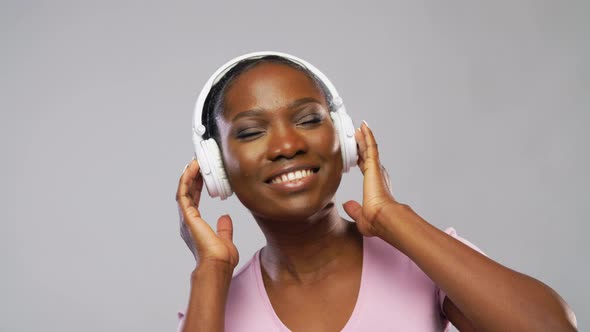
[{"xmin": 216, "ymin": 62, "xmax": 343, "ymax": 221}]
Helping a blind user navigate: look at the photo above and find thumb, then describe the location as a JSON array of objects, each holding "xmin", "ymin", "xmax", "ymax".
[
  {"xmin": 343, "ymin": 200, "xmax": 363, "ymax": 222},
  {"xmin": 216, "ymin": 214, "xmax": 234, "ymax": 242}
]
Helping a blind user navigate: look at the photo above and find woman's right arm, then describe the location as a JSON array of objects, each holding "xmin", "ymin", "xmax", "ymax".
[
  {"xmin": 180, "ymin": 261, "xmax": 234, "ymax": 332},
  {"xmin": 176, "ymin": 159, "xmax": 239, "ymax": 332}
]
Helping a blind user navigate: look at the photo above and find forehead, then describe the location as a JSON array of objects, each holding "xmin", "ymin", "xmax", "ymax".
[{"xmin": 222, "ymin": 62, "xmax": 328, "ymax": 119}]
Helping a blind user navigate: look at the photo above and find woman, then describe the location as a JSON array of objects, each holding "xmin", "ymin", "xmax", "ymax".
[{"xmin": 176, "ymin": 52, "xmax": 577, "ymax": 331}]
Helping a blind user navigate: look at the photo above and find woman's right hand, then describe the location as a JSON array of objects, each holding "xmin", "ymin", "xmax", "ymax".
[{"xmin": 176, "ymin": 159, "xmax": 239, "ymax": 270}]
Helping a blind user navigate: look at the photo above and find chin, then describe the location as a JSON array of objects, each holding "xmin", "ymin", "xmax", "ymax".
[
  {"xmin": 238, "ymin": 189, "xmax": 337, "ymax": 224},
  {"xmin": 276, "ymin": 200, "xmax": 335, "ymax": 223}
]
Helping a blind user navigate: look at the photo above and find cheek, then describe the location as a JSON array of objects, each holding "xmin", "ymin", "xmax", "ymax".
[
  {"xmin": 312, "ymin": 123, "xmax": 341, "ymax": 158},
  {"xmin": 221, "ymin": 142, "xmax": 262, "ymax": 185},
  {"xmin": 220, "ymin": 143, "xmax": 266, "ymax": 212},
  {"xmin": 220, "ymin": 146, "xmax": 240, "ymax": 176}
]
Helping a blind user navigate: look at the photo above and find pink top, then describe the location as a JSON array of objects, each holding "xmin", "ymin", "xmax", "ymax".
[{"xmin": 177, "ymin": 228, "xmax": 483, "ymax": 331}]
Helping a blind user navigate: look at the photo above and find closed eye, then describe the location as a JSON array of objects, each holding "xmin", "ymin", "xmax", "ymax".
[
  {"xmin": 236, "ymin": 129, "xmax": 264, "ymax": 140},
  {"xmin": 298, "ymin": 114, "xmax": 324, "ymax": 127}
]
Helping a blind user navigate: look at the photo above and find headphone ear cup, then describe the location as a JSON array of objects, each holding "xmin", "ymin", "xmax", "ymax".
[
  {"xmin": 330, "ymin": 109, "xmax": 358, "ymax": 172},
  {"xmin": 204, "ymin": 139, "xmax": 233, "ymax": 200},
  {"xmin": 194, "ymin": 138, "xmax": 233, "ymax": 200}
]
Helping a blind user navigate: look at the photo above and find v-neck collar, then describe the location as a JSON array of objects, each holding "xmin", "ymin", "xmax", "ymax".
[{"xmin": 252, "ymin": 237, "xmax": 368, "ymax": 331}]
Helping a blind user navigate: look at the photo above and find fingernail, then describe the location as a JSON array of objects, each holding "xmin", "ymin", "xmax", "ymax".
[
  {"xmin": 182, "ymin": 159, "xmax": 194, "ymax": 174},
  {"xmin": 362, "ymin": 120, "xmax": 369, "ymax": 128}
]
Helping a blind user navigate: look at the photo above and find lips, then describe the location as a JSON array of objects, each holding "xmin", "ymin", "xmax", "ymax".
[
  {"xmin": 269, "ymin": 168, "xmax": 315, "ymax": 184},
  {"xmin": 264, "ymin": 165, "xmax": 320, "ymax": 184}
]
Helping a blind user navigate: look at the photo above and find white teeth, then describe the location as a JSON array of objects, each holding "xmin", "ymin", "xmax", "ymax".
[{"xmin": 270, "ymin": 169, "xmax": 315, "ymax": 184}]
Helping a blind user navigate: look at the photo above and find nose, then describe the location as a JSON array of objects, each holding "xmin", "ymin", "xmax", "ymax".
[{"xmin": 266, "ymin": 122, "xmax": 308, "ymax": 161}]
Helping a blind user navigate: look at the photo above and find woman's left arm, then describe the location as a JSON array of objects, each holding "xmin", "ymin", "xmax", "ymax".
[{"xmin": 343, "ymin": 122, "xmax": 577, "ymax": 332}]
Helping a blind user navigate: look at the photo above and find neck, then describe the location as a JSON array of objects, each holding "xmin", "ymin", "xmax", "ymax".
[{"xmin": 254, "ymin": 201, "xmax": 362, "ymax": 284}]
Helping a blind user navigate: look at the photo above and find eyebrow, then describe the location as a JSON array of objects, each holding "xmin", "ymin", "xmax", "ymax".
[{"xmin": 231, "ymin": 97, "xmax": 323, "ymax": 123}]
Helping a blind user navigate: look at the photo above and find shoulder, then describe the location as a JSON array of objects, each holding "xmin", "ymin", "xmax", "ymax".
[
  {"xmin": 355, "ymin": 236, "xmax": 449, "ymax": 330},
  {"xmin": 360, "ymin": 228, "xmax": 484, "ymax": 331},
  {"xmin": 363, "ymin": 235, "xmax": 435, "ymax": 288}
]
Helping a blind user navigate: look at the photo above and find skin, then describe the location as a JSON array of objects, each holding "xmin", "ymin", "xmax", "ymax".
[{"xmin": 176, "ymin": 62, "xmax": 577, "ymax": 331}]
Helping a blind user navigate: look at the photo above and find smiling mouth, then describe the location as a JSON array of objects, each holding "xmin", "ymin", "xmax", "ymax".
[{"xmin": 266, "ymin": 168, "xmax": 320, "ymax": 184}]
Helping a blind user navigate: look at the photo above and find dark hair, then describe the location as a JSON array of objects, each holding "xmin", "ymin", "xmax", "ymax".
[{"xmin": 202, "ymin": 55, "xmax": 334, "ymax": 142}]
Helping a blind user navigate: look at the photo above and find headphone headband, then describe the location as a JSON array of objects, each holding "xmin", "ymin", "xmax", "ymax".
[{"xmin": 192, "ymin": 51, "xmax": 345, "ymax": 139}]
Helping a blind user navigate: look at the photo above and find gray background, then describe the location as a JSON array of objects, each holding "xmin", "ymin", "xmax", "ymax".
[{"xmin": 1, "ymin": 1, "xmax": 588, "ymax": 331}]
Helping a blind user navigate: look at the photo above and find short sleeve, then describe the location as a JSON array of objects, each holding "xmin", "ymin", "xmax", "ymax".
[
  {"xmin": 436, "ymin": 227, "xmax": 487, "ymax": 316},
  {"xmin": 177, "ymin": 310, "xmax": 186, "ymax": 332}
]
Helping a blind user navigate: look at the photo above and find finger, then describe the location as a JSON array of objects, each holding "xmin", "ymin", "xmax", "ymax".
[
  {"xmin": 181, "ymin": 163, "xmax": 190, "ymax": 175},
  {"xmin": 355, "ymin": 128, "xmax": 368, "ymax": 174},
  {"xmin": 361, "ymin": 121, "xmax": 380, "ymax": 163},
  {"xmin": 178, "ymin": 205, "xmax": 198, "ymax": 256},
  {"xmin": 355, "ymin": 127, "xmax": 367, "ymax": 162},
  {"xmin": 178, "ymin": 203, "xmax": 218, "ymax": 247},
  {"xmin": 216, "ymin": 214, "xmax": 234, "ymax": 242},
  {"xmin": 176, "ymin": 159, "xmax": 204, "ymax": 216},
  {"xmin": 342, "ymin": 200, "xmax": 363, "ymax": 222},
  {"xmin": 177, "ymin": 159, "xmax": 199, "ymax": 201},
  {"xmin": 187, "ymin": 169, "xmax": 204, "ymax": 207},
  {"xmin": 357, "ymin": 158, "xmax": 366, "ymax": 173},
  {"xmin": 185, "ymin": 159, "xmax": 204, "ymax": 204},
  {"xmin": 186, "ymin": 216, "xmax": 219, "ymax": 254},
  {"xmin": 380, "ymin": 164, "xmax": 393, "ymax": 195}
]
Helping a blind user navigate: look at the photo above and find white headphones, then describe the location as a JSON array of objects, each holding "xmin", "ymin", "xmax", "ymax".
[{"xmin": 192, "ymin": 51, "xmax": 357, "ymax": 200}]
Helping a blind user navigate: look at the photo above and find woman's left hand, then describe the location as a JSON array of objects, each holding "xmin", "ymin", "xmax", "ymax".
[{"xmin": 343, "ymin": 121, "xmax": 398, "ymax": 237}]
